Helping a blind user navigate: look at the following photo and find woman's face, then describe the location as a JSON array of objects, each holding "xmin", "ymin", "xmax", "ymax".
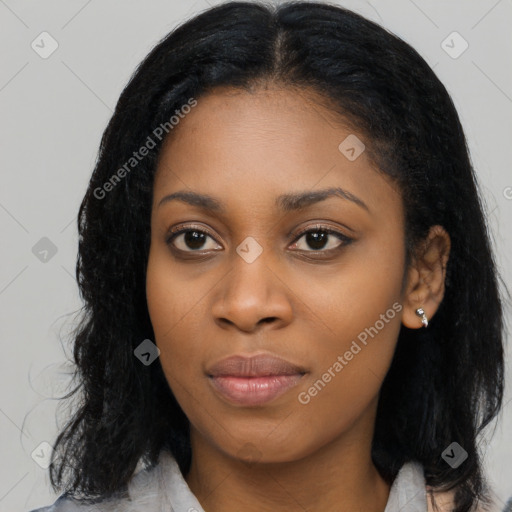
[{"xmin": 146, "ymin": 85, "xmax": 408, "ymax": 464}]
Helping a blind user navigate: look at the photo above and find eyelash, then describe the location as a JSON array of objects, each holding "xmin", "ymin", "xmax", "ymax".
[
  {"xmin": 165, "ymin": 223, "xmax": 353, "ymax": 256},
  {"xmin": 293, "ymin": 224, "xmax": 352, "ymax": 248}
]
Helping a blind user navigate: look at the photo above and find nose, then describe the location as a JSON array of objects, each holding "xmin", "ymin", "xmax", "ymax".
[{"xmin": 211, "ymin": 250, "xmax": 294, "ymax": 333}]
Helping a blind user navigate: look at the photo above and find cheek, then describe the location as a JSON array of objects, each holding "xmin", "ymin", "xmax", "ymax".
[
  {"xmin": 146, "ymin": 244, "xmax": 207, "ymax": 344},
  {"xmin": 298, "ymin": 227, "xmax": 405, "ymax": 344},
  {"xmin": 288, "ymin": 231, "xmax": 405, "ymax": 430},
  {"xmin": 146, "ymin": 248, "xmax": 195, "ymax": 375},
  {"xmin": 146, "ymin": 271, "xmax": 222, "ymax": 453},
  {"xmin": 146, "ymin": 246, "xmax": 215, "ymax": 408}
]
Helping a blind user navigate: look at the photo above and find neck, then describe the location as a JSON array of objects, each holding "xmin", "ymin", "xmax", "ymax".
[{"xmin": 185, "ymin": 401, "xmax": 391, "ymax": 512}]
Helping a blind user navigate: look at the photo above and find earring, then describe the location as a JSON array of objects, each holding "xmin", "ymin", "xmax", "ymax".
[{"xmin": 415, "ymin": 307, "xmax": 429, "ymax": 328}]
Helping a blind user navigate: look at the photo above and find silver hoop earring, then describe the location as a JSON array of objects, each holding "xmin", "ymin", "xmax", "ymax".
[{"xmin": 415, "ymin": 307, "xmax": 428, "ymax": 328}]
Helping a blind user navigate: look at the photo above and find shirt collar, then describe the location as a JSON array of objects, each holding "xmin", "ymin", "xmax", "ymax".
[{"xmin": 130, "ymin": 451, "xmax": 428, "ymax": 512}]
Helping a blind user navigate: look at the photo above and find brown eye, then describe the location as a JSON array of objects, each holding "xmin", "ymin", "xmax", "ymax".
[
  {"xmin": 290, "ymin": 225, "xmax": 353, "ymax": 252},
  {"xmin": 166, "ymin": 225, "xmax": 222, "ymax": 252}
]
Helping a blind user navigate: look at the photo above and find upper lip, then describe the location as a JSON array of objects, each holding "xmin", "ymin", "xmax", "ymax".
[{"xmin": 207, "ymin": 353, "xmax": 306, "ymax": 377}]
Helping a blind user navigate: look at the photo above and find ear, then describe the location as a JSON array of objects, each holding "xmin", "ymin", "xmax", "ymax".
[{"xmin": 401, "ymin": 225, "xmax": 451, "ymax": 329}]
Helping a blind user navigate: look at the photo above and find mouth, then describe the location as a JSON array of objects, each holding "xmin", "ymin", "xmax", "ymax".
[{"xmin": 206, "ymin": 353, "xmax": 307, "ymax": 406}]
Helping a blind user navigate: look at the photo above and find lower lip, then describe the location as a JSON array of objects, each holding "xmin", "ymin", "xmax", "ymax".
[{"xmin": 208, "ymin": 374, "xmax": 304, "ymax": 406}]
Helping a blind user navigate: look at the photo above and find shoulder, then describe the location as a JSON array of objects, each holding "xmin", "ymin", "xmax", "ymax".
[
  {"xmin": 27, "ymin": 452, "xmax": 171, "ymax": 512},
  {"xmin": 28, "ymin": 494, "xmax": 103, "ymax": 511},
  {"xmin": 426, "ymin": 484, "xmax": 507, "ymax": 512},
  {"xmin": 398, "ymin": 461, "xmax": 505, "ymax": 512},
  {"xmin": 27, "ymin": 491, "xmax": 145, "ymax": 512}
]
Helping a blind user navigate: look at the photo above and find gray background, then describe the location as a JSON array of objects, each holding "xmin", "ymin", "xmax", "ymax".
[{"xmin": 0, "ymin": 0, "xmax": 511, "ymax": 510}]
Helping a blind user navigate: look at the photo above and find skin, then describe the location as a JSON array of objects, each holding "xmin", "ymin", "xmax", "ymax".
[{"xmin": 146, "ymin": 85, "xmax": 451, "ymax": 512}]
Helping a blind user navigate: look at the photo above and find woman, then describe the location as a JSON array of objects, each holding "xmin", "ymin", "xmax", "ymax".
[{"xmin": 30, "ymin": 2, "xmax": 509, "ymax": 511}]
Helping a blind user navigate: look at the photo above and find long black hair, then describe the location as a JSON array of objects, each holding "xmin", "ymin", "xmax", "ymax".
[{"xmin": 47, "ymin": 2, "xmax": 507, "ymax": 511}]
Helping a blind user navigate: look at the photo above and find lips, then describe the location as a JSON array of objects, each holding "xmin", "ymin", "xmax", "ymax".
[
  {"xmin": 206, "ymin": 353, "xmax": 307, "ymax": 406},
  {"xmin": 207, "ymin": 353, "xmax": 306, "ymax": 377}
]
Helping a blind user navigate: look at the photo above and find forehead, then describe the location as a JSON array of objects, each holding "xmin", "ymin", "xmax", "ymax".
[{"xmin": 153, "ymin": 86, "xmax": 401, "ymax": 222}]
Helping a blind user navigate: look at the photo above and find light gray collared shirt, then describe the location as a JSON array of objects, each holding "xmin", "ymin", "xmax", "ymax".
[{"xmin": 28, "ymin": 450, "xmax": 504, "ymax": 512}]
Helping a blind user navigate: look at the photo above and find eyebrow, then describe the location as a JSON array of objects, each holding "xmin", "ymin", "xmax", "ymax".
[{"xmin": 157, "ymin": 186, "xmax": 369, "ymax": 213}]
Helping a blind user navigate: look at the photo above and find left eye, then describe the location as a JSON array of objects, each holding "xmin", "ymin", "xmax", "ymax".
[{"xmin": 290, "ymin": 228, "xmax": 351, "ymax": 252}]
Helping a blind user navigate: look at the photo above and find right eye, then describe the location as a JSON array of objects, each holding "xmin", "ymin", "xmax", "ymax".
[{"xmin": 166, "ymin": 224, "xmax": 222, "ymax": 253}]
